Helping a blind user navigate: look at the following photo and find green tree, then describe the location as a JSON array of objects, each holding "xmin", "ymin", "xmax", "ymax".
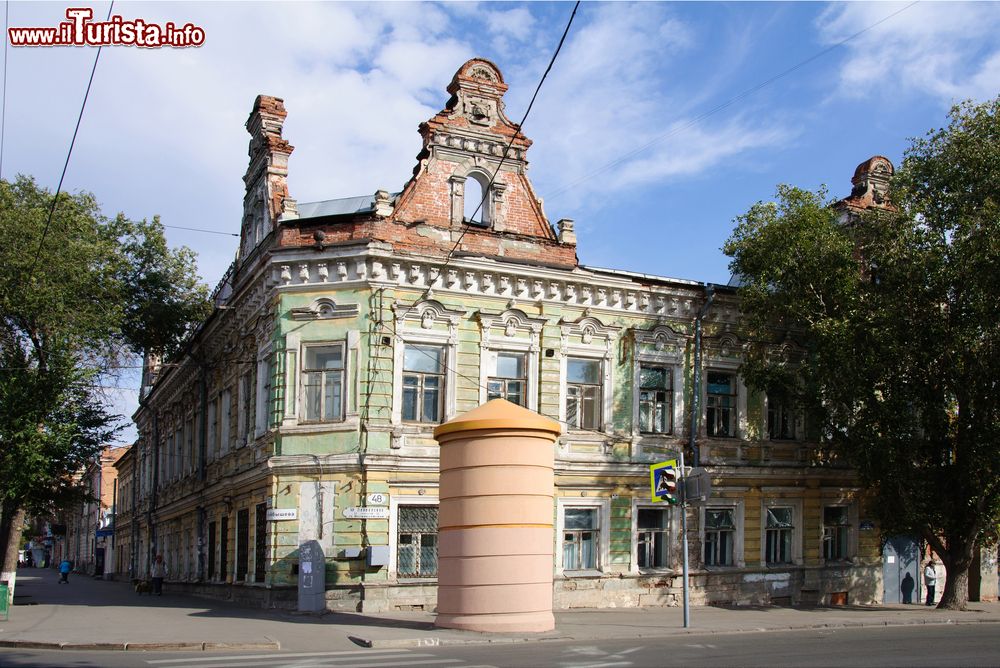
[
  {"xmin": 724, "ymin": 97, "xmax": 1000, "ymax": 610},
  {"xmin": 0, "ymin": 176, "xmax": 210, "ymax": 597}
]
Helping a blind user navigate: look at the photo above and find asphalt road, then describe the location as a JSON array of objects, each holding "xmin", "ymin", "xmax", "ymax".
[{"xmin": 2, "ymin": 623, "xmax": 998, "ymax": 668}]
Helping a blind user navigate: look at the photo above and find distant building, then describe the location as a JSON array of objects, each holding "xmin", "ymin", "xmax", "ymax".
[
  {"xmin": 129, "ymin": 59, "xmax": 887, "ymax": 611},
  {"xmin": 64, "ymin": 445, "xmax": 127, "ymax": 577}
]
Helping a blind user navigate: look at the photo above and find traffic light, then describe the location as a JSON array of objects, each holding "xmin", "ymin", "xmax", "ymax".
[{"xmin": 650, "ymin": 460, "xmax": 679, "ymax": 505}]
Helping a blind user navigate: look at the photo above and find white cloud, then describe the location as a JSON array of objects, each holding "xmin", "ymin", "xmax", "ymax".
[{"xmin": 816, "ymin": 2, "xmax": 1000, "ymax": 104}]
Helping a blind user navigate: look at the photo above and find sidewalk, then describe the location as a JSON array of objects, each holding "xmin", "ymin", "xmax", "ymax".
[{"xmin": 2, "ymin": 567, "xmax": 998, "ymax": 653}]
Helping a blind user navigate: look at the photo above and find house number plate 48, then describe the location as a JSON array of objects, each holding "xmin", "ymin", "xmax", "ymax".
[{"xmin": 366, "ymin": 493, "xmax": 388, "ymax": 505}]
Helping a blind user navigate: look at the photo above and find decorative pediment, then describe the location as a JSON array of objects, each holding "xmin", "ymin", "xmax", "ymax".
[
  {"xmin": 289, "ymin": 298, "xmax": 359, "ymax": 321},
  {"xmin": 559, "ymin": 314, "xmax": 619, "ymax": 354},
  {"xmin": 634, "ymin": 324, "xmax": 689, "ymax": 362},
  {"xmin": 393, "ymin": 299, "xmax": 465, "ymax": 331},
  {"xmin": 705, "ymin": 331, "xmax": 744, "ymax": 360},
  {"xmin": 477, "ymin": 308, "xmax": 546, "ymax": 347}
]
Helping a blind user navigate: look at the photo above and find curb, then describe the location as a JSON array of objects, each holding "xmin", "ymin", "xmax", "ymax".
[
  {"xmin": 0, "ymin": 639, "xmax": 281, "ymax": 652},
  {"xmin": 350, "ymin": 617, "xmax": 1000, "ymax": 648}
]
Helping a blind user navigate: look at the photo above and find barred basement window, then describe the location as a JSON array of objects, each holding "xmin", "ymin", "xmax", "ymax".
[
  {"xmin": 397, "ymin": 505, "xmax": 438, "ymax": 577},
  {"xmin": 236, "ymin": 508, "xmax": 249, "ymax": 581}
]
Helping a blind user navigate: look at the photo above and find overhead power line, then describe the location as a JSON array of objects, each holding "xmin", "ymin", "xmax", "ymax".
[{"xmin": 24, "ymin": 1, "xmax": 114, "ymax": 283}]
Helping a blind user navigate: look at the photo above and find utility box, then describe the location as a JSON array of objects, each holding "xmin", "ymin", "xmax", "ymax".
[
  {"xmin": 297, "ymin": 540, "xmax": 326, "ymax": 612},
  {"xmin": 367, "ymin": 545, "xmax": 390, "ymax": 567}
]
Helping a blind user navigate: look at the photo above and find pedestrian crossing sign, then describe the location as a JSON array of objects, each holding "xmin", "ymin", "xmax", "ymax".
[{"xmin": 650, "ymin": 459, "xmax": 679, "ymax": 504}]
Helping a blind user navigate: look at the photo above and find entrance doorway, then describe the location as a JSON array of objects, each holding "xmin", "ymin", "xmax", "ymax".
[{"xmin": 883, "ymin": 535, "xmax": 920, "ymax": 604}]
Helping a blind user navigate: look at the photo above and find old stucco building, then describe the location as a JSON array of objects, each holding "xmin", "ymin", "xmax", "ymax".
[{"xmin": 125, "ymin": 59, "xmax": 885, "ymax": 611}]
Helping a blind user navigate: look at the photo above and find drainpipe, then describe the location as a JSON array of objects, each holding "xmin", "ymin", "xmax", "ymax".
[{"xmin": 688, "ymin": 285, "xmax": 715, "ymax": 467}]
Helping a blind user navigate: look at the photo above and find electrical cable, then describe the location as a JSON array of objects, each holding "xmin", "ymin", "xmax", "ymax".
[{"xmin": 24, "ymin": 1, "xmax": 114, "ymax": 283}]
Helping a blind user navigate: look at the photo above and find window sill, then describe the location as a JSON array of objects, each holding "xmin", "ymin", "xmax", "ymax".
[
  {"xmin": 279, "ymin": 419, "xmax": 359, "ymax": 435},
  {"xmin": 560, "ymin": 569, "xmax": 605, "ymax": 579}
]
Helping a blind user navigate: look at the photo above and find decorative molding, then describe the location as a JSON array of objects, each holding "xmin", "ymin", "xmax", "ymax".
[{"xmin": 288, "ymin": 298, "xmax": 359, "ymax": 321}]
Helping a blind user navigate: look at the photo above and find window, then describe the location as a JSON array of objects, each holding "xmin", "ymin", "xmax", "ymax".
[
  {"xmin": 402, "ymin": 344, "xmax": 445, "ymax": 423},
  {"xmin": 256, "ymin": 355, "xmax": 273, "ymax": 434},
  {"xmin": 207, "ymin": 521, "xmax": 216, "ymax": 580},
  {"xmin": 767, "ymin": 394, "xmax": 795, "ymax": 440},
  {"xmin": 464, "ymin": 173, "xmax": 489, "ymax": 226},
  {"xmin": 566, "ymin": 358, "xmax": 602, "ymax": 430},
  {"xmin": 765, "ymin": 507, "xmax": 794, "ymax": 565},
  {"xmin": 704, "ymin": 508, "xmax": 735, "ymax": 566},
  {"xmin": 397, "ymin": 505, "xmax": 438, "ymax": 577},
  {"xmin": 706, "ymin": 371, "xmax": 736, "ymax": 437},
  {"xmin": 236, "ymin": 508, "xmax": 249, "ymax": 581},
  {"xmin": 219, "ymin": 390, "xmax": 232, "ymax": 455},
  {"xmin": 637, "ymin": 507, "xmax": 670, "ymax": 569},
  {"xmin": 207, "ymin": 400, "xmax": 217, "ymax": 461},
  {"xmin": 562, "ymin": 507, "xmax": 599, "ymax": 570},
  {"xmin": 302, "ymin": 344, "xmax": 344, "ymax": 422},
  {"xmin": 639, "ymin": 366, "xmax": 673, "ymax": 434},
  {"xmin": 219, "ymin": 516, "xmax": 229, "ymax": 582},
  {"xmin": 487, "ymin": 351, "xmax": 527, "ymax": 406},
  {"xmin": 238, "ymin": 372, "xmax": 252, "ymax": 443},
  {"xmin": 823, "ymin": 506, "xmax": 850, "ymax": 560}
]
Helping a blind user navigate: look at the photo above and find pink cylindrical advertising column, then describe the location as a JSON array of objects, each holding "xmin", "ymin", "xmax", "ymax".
[{"xmin": 433, "ymin": 399, "xmax": 560, "ymax": 633}]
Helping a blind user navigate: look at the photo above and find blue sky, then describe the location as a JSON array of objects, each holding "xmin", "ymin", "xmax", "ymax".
[{"xmin": 4, "ymin": 1, "xmax": 999, "ymax": 441}]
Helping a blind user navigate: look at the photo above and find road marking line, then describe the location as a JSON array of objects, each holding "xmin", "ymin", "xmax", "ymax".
[
  {"xmin": 146, "ymin": 649, "xmax": 413, "ymax": 664},
  {"xmin": 152, "ymin": 657, "xmax": 463, "ymax": 668}
]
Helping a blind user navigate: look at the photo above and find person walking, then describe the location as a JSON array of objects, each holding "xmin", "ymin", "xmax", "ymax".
[
  {"xmin": 151, "ymin": 555, "xmax": 167, "ymax": 596},
  {"xmin": 58, "ymin": 558, "xmax": 71, "ymax": 584},
  {"xmin": 924, "ymin": 560, "xmax": 938, "ymax": 606}
]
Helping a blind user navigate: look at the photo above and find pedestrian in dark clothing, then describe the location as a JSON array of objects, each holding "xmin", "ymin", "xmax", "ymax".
[{"xmin": 58, "ymin": 559, "xmax": 71, "ymax": 584}]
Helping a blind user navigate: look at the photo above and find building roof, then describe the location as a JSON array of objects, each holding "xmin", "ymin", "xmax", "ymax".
[{"xmin": 297, "ymin": 195, "xmax": 383, "ymax": 220}]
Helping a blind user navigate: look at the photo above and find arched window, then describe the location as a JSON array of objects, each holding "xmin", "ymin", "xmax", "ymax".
[{"xmin": 463, "ymin": 172, "xmax": 490, "ymax": 227}]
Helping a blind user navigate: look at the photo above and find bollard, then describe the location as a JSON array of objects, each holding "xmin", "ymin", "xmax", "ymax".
[{"xmin": 433, "ymin": 399, "xmax": 560, "ymax": 633}]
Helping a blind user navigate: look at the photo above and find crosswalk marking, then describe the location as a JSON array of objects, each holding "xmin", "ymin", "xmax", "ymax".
[{"xmin": 146, "ymin": 649, "xmax": 412, "ymax": 664}]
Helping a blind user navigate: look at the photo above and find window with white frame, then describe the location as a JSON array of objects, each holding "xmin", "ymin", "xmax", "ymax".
[
  {"xmin": 238, "ymin": 372, "xmax": 252, "ymax": 444},
  {"xmin": 765, "ymin": 507, "xmax": 794, "ymax": 565},
  {"xmin": 639, "ymin": 365, "xmax": 673, "ymax": 434},
  {"xmin": 566, "ymin": 358, "xmax": 602, "ymax": 430},
  {"xmin": 402, "ymin": 344, "xmax": 446, "ymax": 423},
  {"xmin": 487, "ymin": 351, "xmax": 527, "ymax": 406},
  {"xmin": 706, "ymin": 371, "xmax": 737, "ymax": 437},
  {"xmin": 301, "ymin": 344, "xmax": 345, "ymax": 422},
  {"xmin": 256, "ymin": 353, "xmax": 273, "ymax": 435},
  {"xmin": 704, "ymin": 507, "xmax": 736, "ymax": 566},
  {"xmin": 636, "ymin": 506, "xmax": 671, "ymax": 569},
  {"xmin": 397, "ymin": 505, "xmax": 438, "ymax": 577},
  {"xmin": 219, "ymin": 390, "xmax": 232, "ymax": 455},
  {"xmin": 767, "ymin": 394, "xmax": 796, "ymax": 440},
  {"xmin": 823, "ymin": 506, "xmax": 851, "ymax": 560},
  {"xmin": 562, "ymin": 507, "xmax": 600, "ymax": 571}
]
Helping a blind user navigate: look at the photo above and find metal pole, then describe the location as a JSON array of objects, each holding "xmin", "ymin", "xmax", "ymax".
[{"xmin": 679, "ymin": 447, "xmax": 690, "ymax": 628}]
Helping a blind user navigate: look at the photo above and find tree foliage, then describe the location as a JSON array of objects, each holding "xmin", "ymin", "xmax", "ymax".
[
  {"xmin": 0, "ymin": 175, "xmax": 210, "ymax": 519},
  {"xmin": 724, "ymin": 97, "xmax": 1000, "ymax": 609}
]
